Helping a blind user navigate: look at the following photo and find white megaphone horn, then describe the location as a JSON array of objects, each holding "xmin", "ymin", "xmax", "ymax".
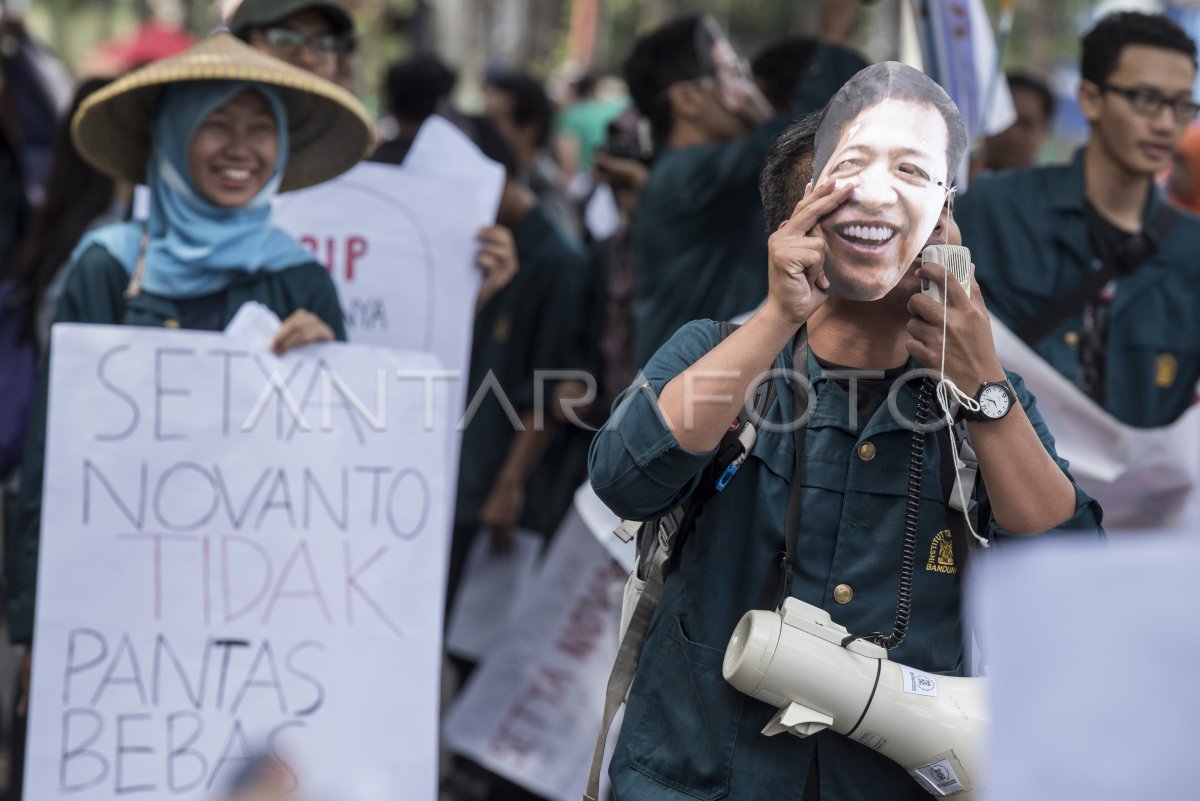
[{"xmin": 723, "ymin": 598, "xmax": 987, "ymax": 799}]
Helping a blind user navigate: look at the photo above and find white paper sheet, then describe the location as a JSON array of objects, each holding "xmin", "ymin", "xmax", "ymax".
[
  {"xmin": 970, "ymin": 535, "xmax": 1200, "ymax": 801},
  {"xmin": 27, "ymin": 324, "xmax": 452, "ymax": 801},
  {"xmin": 223, "ymin": 301, "xmax": 282, "ymax": 350},
  {"xmin": 443, "ymin": 508, "xmax": 626, "ymax": 801},
  {"xmin": 445, "ymin": 530, "xmax": 544, "ymax": 662}
]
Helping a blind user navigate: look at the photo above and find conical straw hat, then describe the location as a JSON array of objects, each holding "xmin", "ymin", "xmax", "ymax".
[{"xmin": 72, "ymin": 32, "xmax": 373, "ymax": 192}]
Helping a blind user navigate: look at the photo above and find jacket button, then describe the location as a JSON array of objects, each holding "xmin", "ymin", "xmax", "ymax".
[
  {"xmin": 1063, "ymin": 331, "xmax": 1080, "ymax": 348},
  {"xmin": 834, "ymin": 584, "xmax": 854, "ymax": 604},
  {"xmin": 857, "ymin": 441, "xmax": 877, "ymax": 461}
]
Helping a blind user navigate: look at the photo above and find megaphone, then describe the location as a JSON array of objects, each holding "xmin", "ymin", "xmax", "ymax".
[{"xmin": 723, "ymin": 598, "xmax": 987, "ymax": 799}]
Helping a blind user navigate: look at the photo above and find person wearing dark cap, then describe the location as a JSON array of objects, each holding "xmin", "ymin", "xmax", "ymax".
[{"xmin": 228, "ymin": 0, "xmax": 355, "ymax": 83}]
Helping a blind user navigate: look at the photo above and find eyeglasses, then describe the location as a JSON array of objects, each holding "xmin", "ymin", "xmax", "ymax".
[
  {"xmin": 261, "ymin": 26, "xmax": 347, "ymax": 59},
  {"xmin": 1101, "ymin": 83, "xmax": 1200, "ymax": 123}
]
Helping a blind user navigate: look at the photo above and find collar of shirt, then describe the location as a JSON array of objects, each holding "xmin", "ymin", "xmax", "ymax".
[{"xmin": 753, "ymin": 341, "xmax": 928, "ymax": 481}]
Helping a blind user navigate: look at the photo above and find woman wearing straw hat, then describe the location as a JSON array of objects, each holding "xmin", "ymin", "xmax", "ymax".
[{"xmin": 5, "ymin": 33, "xmax": 373, "ymax": 716}]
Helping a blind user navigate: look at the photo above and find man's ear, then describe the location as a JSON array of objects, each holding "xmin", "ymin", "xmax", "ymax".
[{"xmin": 1077, "ymin": 79, "xmax": 1104, "ymax": 124}]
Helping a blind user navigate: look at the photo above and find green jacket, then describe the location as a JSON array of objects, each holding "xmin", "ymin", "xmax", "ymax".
[
  {"xmin": 632, "ymin": 44, "xmax": 867, "ymax": 366},
  {"xmin": 7, "ymin": 244, "xmax": 345, "ymax": 643},
  {"xmin": 589, "ymin": 320, "xmax": 1100, "ymax": 801},
  {"xmin": 454, "ymin": 202, "xmax": 588, "ymax": 533},
  {"xmin": 957, "ymin": 150, "xmax": 1200, "ymax": 428}
]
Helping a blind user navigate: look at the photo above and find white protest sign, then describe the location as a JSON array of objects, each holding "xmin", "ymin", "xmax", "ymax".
[
  {"xmin": 272, "ymin": 161, "xmax": 487, "ymax": 363},
  {"xmin": 992, "ymin": 319, "xmax": 1200, "ymax": 529},
  {"xmin": 405, "ymin": 115, "xmax": 507, "ymax": 198},
  {"xmin": 445, "ymin": 529, "xmax": 543, "ymax": 662},
  {"xmin": 443, "ymin": 508, "xmax": 626, "ymax": 801},
  {"xmin": 970, "ymin": 536, "xmax": 1200, "ymax": 801},
  {"xmin": 28, "ymin": 323, "xmax": 452, "ymax": 801}
]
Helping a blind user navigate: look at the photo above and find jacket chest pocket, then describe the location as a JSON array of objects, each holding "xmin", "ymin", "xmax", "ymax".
[{"xmin": 1107, "ymin": 331, "xmax": 1200, "ymax": 427}]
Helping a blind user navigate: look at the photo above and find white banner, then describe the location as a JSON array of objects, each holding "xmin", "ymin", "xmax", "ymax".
[
  {"xmin": 443, "ymin": 507, "xmax": 626, "ymax": 801},
  {"xmin": 992, "ymin": 319, "xmax": 1200, "ymax": 530},
  {"xmin": 28, "ymin": 323, "xmax": 452, "ymax": 801}
]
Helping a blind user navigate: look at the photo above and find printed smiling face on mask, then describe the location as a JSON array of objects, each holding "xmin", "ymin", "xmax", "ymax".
[{"xmin": 811, "ymin": 62, "xmax": 968, "ymax": 301}]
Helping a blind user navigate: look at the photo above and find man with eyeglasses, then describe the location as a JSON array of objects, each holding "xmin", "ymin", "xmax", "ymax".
[
  {"xmin": 229, "ymin": 0, "xmax": 354, "ymax": 84},
  {"xmin": 957, "ymin": 11, "xmax": 1200, "ymax": 428}
]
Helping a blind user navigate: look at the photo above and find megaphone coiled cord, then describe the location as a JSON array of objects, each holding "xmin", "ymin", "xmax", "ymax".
[{"xmin": 843, "ymin": 377, "xmax": 934, "ymax": 652}]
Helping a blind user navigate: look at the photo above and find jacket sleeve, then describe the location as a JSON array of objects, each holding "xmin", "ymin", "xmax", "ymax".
[{"xmin": 588, "ymin": 319, "xmax": 726, "ymax": 521}]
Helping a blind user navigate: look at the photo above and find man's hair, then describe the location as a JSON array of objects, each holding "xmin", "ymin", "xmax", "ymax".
[
  {"xmin": 623, "ymin": 15, "xmax": 713, "ymax": 143},
  {"xmin": 385, "ymin": 54, "xmax": 456, "ymax": 123},
  {"xmin": 1080, "ymin": 12, "xmax": 1197, "ymax": 86},
  {"xmin": 467, "ymin": 114, "xmax": 520, "ymax": 177},
  {"xmin": 487, "ymin": 71, "xmax": 555, "ymax": 148},
  {"xmin": 813, "ymin": 62, "xmax": 969, "ymax": 186},
  {"xmin": 1006, "ymin": 71, "xmax": 1056, "ymax": 122},
  {"xmin": 760, "ymin": 111, "xmax": 823, "ymax": 232},
  {"xmin": 751, "ymin": 36, "xmax": 820, "ymax": 113}
]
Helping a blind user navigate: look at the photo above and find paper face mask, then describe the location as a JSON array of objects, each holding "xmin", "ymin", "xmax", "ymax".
[{"xmin": 810, "ymin": 62, "xmax": 968, "ymax": 301}]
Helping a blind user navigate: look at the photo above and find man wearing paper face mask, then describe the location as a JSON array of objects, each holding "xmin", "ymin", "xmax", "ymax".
[
  {"xmin": 810, "ymin": 62, "xmax": 967, "ymax": 302},
  {"xmin": 590, "ymin": 85, "xmax": 1101, "ymax": 800}
]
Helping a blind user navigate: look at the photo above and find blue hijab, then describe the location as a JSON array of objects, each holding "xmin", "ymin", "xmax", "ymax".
[{"xmin": 74, "ymin": 81, "xmax": 314, "ymax": 298}]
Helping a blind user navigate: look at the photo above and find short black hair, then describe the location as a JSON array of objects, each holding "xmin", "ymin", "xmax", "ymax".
[
  {"xmin": 1006, "ymin": 71, "xmax": 1056, "ymax": 122},
  {"xmin": 1080, "ymin": 11, "xmax": 1197, "ymax": 86},
  {"xmin": 385, "ymin": 54, "xmax": 457, "ymax": 124},
  {"xmin": 813, "ymin": 62, "xmax": 969, "ymax": 186},
  {"xmin": 760, "ymin": 110, "xmax": 823, "ymax": 232},
  {"xmin": 487, "ymin": 71, "xmax": 555, "ymax": 148},
  {"xmin": 623, "ymin": 15, "xmax": 712, "ymax": 144},
  {"xmin": 751, "ymin": 36, "xmax": 820, "ymax": 113}
]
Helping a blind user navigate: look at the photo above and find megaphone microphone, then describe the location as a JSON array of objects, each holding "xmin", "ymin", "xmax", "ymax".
[
  {"xmin": 921, "ymin": 244, "xmax": 973, "ymax": 305},
  {"xmin": 724, "ymin": 598, "xmax": 987, "ymax": 799}
]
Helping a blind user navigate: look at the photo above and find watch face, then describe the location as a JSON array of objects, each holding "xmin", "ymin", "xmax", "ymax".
[{"xmin": 978, "ymin": 384, "xmax": 1012, "ymax": 419}]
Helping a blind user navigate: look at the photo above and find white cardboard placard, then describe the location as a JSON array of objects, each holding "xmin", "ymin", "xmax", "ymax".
[{"xmin": 27, "ymin": 324, "xmax": 452, "ymax": 801}]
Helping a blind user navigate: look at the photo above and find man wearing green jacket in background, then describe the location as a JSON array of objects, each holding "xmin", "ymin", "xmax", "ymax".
[
  {"xmin": 956, "ymin": 11, "xmax": 1200, "ymax": 428},
  {"xmin": 624, "ymin": 15, "xmax": 866, "ymax": 365}
]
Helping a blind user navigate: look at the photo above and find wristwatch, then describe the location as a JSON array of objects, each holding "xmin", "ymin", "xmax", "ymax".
[{"xmin": 962, "ymin": 380, "xmax": 1015, "ymax": 422}]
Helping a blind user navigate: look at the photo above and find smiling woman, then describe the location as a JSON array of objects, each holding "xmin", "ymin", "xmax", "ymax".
[
  {"xmin": 5, "ymin": 34, "xmax": 375, "ymax": 656},
  {"xmin": 810, "ymin": 62, "xmax": 968, "ymax": 301},
  {"xmin": 188, "ymin": 89, "xmax": 281, "ymax": 208}
]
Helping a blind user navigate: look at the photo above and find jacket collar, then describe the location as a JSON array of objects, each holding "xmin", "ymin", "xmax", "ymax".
[{"xmin": 1053, "ymin": 146, "xmax": 1166, "ymax": 225}]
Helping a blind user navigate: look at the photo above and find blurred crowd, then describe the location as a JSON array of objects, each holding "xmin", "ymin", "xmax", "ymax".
[{"xmin": 3, "ymin": 1, "xmax": 1200, "ymax": 800}]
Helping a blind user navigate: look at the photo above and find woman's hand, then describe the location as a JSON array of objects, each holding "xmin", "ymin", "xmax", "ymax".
[
  {"xmin": 475, "ymin": 225, "xmax": 519, "ymax": 312},
  {"xmin": 905, "ymin": 266, "xmax": 1004, "ymax": 394},
  {"xmin": 271, "ymin": 309, "xmax": 334, "ymax": 355}
]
